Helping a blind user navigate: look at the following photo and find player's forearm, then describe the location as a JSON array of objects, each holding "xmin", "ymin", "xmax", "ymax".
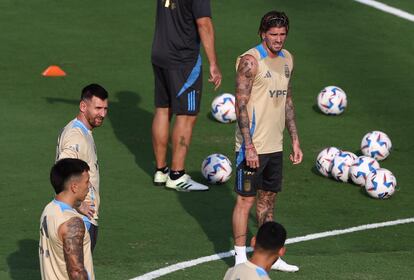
[
  {"xmin": 197, "ymin": 17, "xmax": 218, "ymax": 66},
  {"xmin": 285, "ymin": 95, "xmax": 299, "ymax": 144},
  {"xmin": 236, "ymin": 102, "xmax": 253, "ymax": 145},
  {"xmin": 68, "ymin": 269, "xmax": 88, "ymax": 280}
]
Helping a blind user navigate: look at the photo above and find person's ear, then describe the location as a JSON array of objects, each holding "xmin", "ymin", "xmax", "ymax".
[
  {"xmin": 69, "ymin": 179, "xmax": 80, "ymax": 194},
  {"xmin": 278, "ymin": 246, "xmax": 286, "ymax": 257},
  {"xmin": 250, "ymin": 236, "xmax": 256, "ymax": 248},
  {"xmin": 79, "ymin": 100, "xmax": 87, "ymax": 113}
]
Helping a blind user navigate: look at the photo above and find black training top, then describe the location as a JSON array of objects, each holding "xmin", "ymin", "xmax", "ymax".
[{"xmin": 151, "ymin": 0, "xmax": 211, "ymax": 69}]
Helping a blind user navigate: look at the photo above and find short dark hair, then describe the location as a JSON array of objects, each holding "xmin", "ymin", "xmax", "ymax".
[
  {"xmin": 255, "ymin": 221, "xmax": 287, "ymax": 252},
  {"xmin": 81, "ymin": 83, "xmax": 108, "ymax": 102},
  {"xmin": 50, "ymin": 159, "xmax": 90, "ymax": 194},
  {"xmin": 258, "ymin": 11, "xmax": 289, "ymax": 38}
]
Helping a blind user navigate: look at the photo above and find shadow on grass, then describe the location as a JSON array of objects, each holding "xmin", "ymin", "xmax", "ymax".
[
  {"xmin": 175, "ymin": 170, "xmax": 255, "ymax": 268},
  {"xmin": 7, "ymin": 239, "xmax": 40, "ymax": 280}
]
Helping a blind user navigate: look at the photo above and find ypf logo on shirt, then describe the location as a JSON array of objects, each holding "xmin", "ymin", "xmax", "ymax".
[{"xmin": 269, "ymin": 89, "xmax": 287, "ymax": 98}]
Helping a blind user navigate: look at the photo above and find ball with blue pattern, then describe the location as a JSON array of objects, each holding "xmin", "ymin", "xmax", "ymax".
[
  {"xmin": 361, "ymin": 131, "xmax": 392, "ymax": 161},
  {"xmin": 317, "ymin": 86, "xmax": 347, "ymax": 115},
  {"xmin": 315, "ymin": 146, "xmax": 341, "ymax": 177},
  {"xmin": 211, "ymin": 93, "xmax": 236, "ymax": 123},
  {"xmin": 365, "ymin": 168, "xmax": 396, "ymax": 199},
  {"xmin": 201, "ymin": 153, "xmax": 232, "ymax": 184},
  {"xmin": 349, "ymin": 156, "xmax": 380, "ymax": 186},
  {"xmin": 331, "ymin": 151, "xmax": 357, "ymax": 182}
]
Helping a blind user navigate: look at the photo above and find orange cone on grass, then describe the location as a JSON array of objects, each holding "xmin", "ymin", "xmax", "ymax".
[{"xmin": 42, "ymin": 65, "xmax": 66, "ymax": 77}]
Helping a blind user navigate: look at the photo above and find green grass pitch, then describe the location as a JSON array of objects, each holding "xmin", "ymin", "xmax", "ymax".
[{"xmin": 0, "ymin": 0, "xmax": 413, "ymax": 279}]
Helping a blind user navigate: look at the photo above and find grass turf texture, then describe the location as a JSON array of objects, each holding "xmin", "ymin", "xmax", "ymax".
[{"xmin": 0, "ymin": 0, "xmax": 413, "ymax": 279}]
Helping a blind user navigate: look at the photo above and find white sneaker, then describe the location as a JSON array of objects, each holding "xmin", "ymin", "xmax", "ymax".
[
  {"xmin": 165, "ymin": 174, "xmax": 209, "ymax": 191},
  {"xmin": 153, "ymin": 170, "xmax": 168, "ymax": 186},
  {"xmin": 271, "ymin": 258, "xmax": 299, "ymax": 272}
]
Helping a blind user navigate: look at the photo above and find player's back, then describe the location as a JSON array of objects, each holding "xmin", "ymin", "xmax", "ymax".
[
  {"xmin": 39, "ymin": 199, "xmax": 94, "ymax": 280},
  {"xmin": 151, "ymin": 0, "xmax": 211, "ymax": 68},
  {"xmin": 224, "ymin": 261, "xmax": 271, "ymax": 280}
]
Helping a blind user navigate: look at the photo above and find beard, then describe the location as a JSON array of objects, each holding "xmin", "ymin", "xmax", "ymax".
[
  {"xmin": 88, "ymin": 116, "xmax": 104, "ymax": 128},
  {"xmin": 264, "ymin": 38, "xmax": 283, "ymax": 54}
]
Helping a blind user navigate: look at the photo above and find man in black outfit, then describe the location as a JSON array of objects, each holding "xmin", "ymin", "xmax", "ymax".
[{"xmin": 151, "ymin": 0, "xmax": 222, "ymax": 191}]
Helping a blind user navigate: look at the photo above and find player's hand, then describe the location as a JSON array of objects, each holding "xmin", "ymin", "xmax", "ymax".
[
  {"xmin": 77, "ymin": 201, "xmax": 95, "ymax": 219},
  {"xmin": 289, "ymin": 141, "xmax": 303, "ymax": 165},
  {"xmin": 208, "ymin": 63, "xmax": 222, "ymax": 90},
  {"xmin": 245, "ymin": 144, "xmax": 259, "ymax": 169}
]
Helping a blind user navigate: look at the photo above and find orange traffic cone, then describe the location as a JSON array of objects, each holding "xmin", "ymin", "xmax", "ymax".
[{"xmin": 42, "ymin": 65, "xmax": 66, "ymax": 77}]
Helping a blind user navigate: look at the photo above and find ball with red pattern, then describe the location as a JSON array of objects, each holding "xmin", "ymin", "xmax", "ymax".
[
  {"xmin": 201, "ymin": 153, "xmax": 232, "ymax": 184},
  {"xmin": 350, "ymin": 156, "xmax": 380, "ymax": 186},
  {"xmin": 317, "ymin": 86, "xmax": 347, "ymax": 115},
  {"xmin": 315, "ymin": 147, "xmax": 341, "ymax": 177},
  {"xmin": 331, "ymin": 151, "xmax": 358, "ymax": 182},
  {"xmin": 365, "ymin": 168, "xmax": 396, "ymax": 199},
  {"xmin": 211, "ymin": 93, "xmax": 236, "ymax": 123},
  {"xmin": 361, "ymin": 131, "xmax": 392, "ymax": 161}
]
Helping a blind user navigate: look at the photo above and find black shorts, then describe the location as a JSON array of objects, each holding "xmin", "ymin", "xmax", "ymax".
[
  {"xmin": 88, "ymin": 224, "xmax": 98, "ymax": 253},
  {"xmin": 153, "ymin": 56, "xmax": 203, "ymax": 115},
  {"xmin": 235, "ymin": 151, "xmax": 283, "ymax": 196}
]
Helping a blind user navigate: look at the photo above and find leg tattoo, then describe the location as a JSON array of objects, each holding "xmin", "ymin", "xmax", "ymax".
[{"xmin": 256, "ymin": 190, "xmax": 277, "ymax": 226}]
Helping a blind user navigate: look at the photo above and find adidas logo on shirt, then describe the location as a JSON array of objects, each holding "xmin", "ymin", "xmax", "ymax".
[{"xmin": 264, "ymin": 71, "xmax": 272, "ymax": 78}]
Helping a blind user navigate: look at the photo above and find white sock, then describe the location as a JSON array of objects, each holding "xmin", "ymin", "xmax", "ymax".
[{"xmin": 234, "ymin": 246, "xmax": 247, "ymax": 265}]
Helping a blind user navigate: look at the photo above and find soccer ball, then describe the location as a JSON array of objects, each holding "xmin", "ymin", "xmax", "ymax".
[
  {"xmin": 331, "ymin": 151, "xmax": 357, "ymax": 182},
  {"xmin": 365, "ymin": 168, "xmax": 397, "ymax": 199},
  {"xmin": 315, "ymin": 147, "xmax": 341, "ymax": 177},
  {"xmin": 317, "ymin": 86, "xmax": 347, "ymax": 115},
  {"xmin": 201, "ymin": 154, "xmax": 232, "ymax": 184},
  {"xmin": 211, "ymin": 93, "xmax": 236, "ymax": 123},
  {"xmin": 361, "ymin": 131, "xmax": 392, "ymax": 161},
  {"xmin": 349, "ymin": 156, "xmax": 380, "ymax": 186}
]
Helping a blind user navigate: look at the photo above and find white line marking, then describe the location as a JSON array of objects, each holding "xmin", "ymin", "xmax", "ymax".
[
  {"xmin": 354, "ymin": 0, "xmax": 414, "ymax": 22},
  {"xmin": 130, "ymin": 217, "xmax": 414, "ymax": 280}
]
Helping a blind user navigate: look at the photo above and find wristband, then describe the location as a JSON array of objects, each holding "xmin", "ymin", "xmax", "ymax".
[{"xmin": 245, "ymin": 144, "xmax": 254, "ymax": 149}]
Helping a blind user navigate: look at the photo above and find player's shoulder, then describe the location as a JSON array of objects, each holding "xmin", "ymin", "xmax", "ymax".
[
  {"xmin": 62, "ymin": 119, "xmax": 89, "ymax": 139},
  {"xmin": 236, "ymin": 46, "xmax": 261, "ymax": 71},
  {"xmin": 243, "ymin": 45, "xmax": 263, "ymax": 62},
  {"xmin": 280, "ymin": 48, "xmax": 293, "ymax": 62}
]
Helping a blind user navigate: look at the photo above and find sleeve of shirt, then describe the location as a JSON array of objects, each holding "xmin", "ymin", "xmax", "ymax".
[
  {"xmin": 57, "ymin": 130, "xmax": 86, "ymax": 160},
  {"xmin": 192, "ymin": 0, "xmax": 212, "ymax": 19}
]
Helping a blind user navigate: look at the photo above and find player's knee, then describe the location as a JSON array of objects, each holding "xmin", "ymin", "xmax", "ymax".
[{"xmin": 236, "ymin": 195, "xmax": 255, "ymax": 210}]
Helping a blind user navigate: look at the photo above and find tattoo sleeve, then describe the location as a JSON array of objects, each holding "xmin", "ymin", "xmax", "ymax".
[
  {"xmin": 235, "ymin": 55, "xmax": 256, "ymax": 145},
  {"xmin": 62, "ymin": 217, "xmax": 88, "ymax": 280},
  {"xmin": 285, "ymin": 80, "xmax": 299, "ymax": 142}
]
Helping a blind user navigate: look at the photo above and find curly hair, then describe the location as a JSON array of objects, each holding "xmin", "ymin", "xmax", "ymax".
[{"xmin": 258, "ymin": 11, "xmax": 289, "ymax": 38}]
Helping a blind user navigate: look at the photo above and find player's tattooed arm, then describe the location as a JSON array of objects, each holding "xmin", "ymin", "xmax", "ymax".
[
  {"xmin": 285, "ymin": 81, "xmax": 298, "ymax": 142},
  {"xmin": 236, "ymin": 55, "xmax": 260, "ymax": 168},
  {"xmin": 286, "ymin": 78, "xmax": 303, "ymax": 164},
  {"xmin": 256, "ymin": 190, "xmax": 276, "ymax": 226},
  {"xmin": 60, "ymin": 217, "xmax": 88, "ymax": 280},
  {"xmin": 235, "ymin": 54, "xmax": 256, "ymax": 145}
]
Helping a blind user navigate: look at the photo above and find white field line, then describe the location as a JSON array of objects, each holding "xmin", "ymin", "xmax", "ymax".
[
  {"xmin": 354, "ymin": 0, "xmax": 414, "ymax": 22},
  {"xmin": 130, "ymin": 217, "xmax": 414, "ymax": 280}
]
